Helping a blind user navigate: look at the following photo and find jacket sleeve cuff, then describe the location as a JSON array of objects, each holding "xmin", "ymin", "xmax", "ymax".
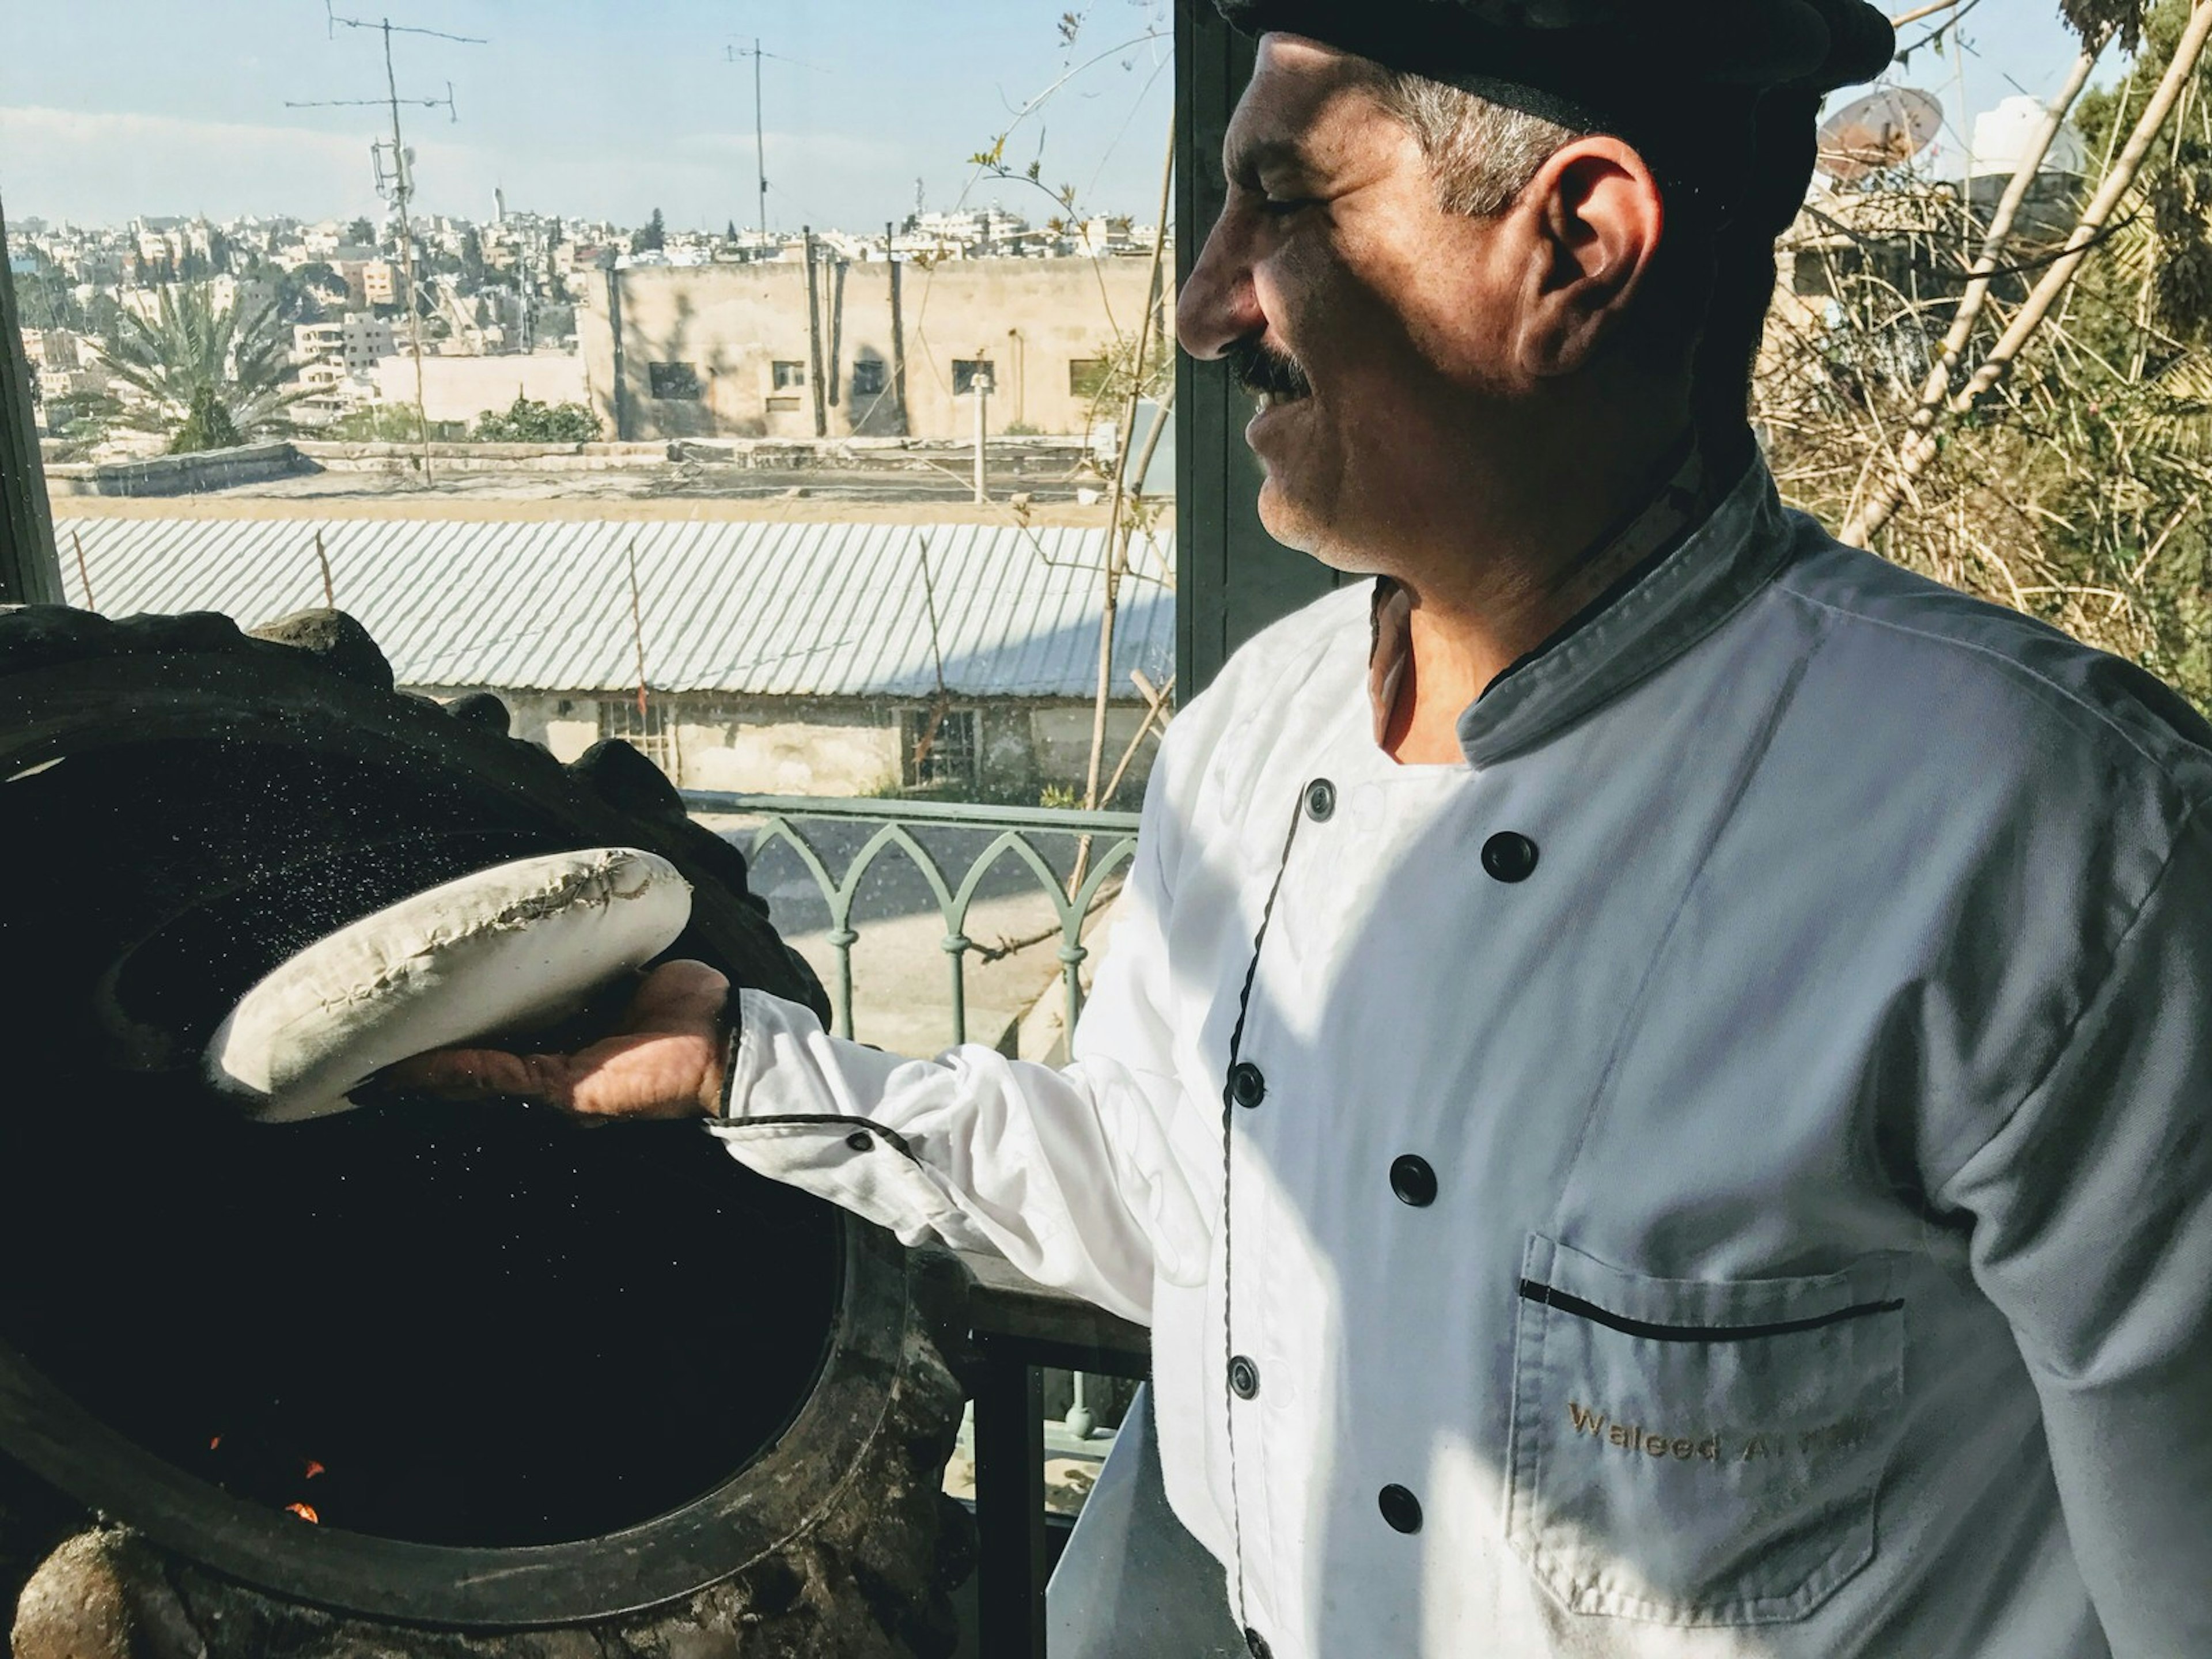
[
  {"xmin": 713, "ymin": 988, "xmax": 743, "ymax": 1119},
  {"xmin": 716, "ymin": 986, "xmax": 782, "ymax": 1120}
]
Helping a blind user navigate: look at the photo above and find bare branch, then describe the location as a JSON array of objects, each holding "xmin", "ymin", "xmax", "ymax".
[
  {"xmin": 1843, "ymin": 30, "xmax": 2111, "ymax": 543},
  {"xmin": 1846, "ymin": 1, "xmax": 2212, "ymax": 546}
]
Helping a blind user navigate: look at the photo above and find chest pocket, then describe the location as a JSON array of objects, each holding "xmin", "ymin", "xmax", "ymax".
[{"xmin": 1505, "ymin": 1234, "xmax": 1904, "ymax": 1627}]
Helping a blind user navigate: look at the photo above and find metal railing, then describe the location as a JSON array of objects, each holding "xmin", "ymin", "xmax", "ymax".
[
  {"xmin": 684, "ymin": 789, "xmax": 1144, "ymax": 1438},
  {"xmin": 684, "ymin": 791, "xmax": 1152, "ymax": 1657},
  {"xmin": 683, "ymin": 791, "xmax": 1142, "ymax": 1051}
]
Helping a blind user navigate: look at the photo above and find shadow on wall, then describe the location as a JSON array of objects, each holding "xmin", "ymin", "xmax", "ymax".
[
  {"xmin": 632, "ymin": 291, "xmax": 717, "ymax": 441},
  {"xmin": 848, "ymin": 341, "xmax": 905, "ymax": 438}
]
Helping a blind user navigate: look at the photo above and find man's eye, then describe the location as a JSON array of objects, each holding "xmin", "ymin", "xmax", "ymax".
[{"xmin": 1259, "ymin": 195, "xmax": 1315, "ymax": 218}]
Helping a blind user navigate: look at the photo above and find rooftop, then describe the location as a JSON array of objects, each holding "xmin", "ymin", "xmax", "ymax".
[{"xmin": 54, "ymin": 507, "xmax": 1173, "ymax": 702}]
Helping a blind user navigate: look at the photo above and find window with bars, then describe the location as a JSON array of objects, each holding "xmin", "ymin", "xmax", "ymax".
[
  {"xmin": 646, "ymin": 361, "xmax": 702, "ymax": 400},
  {"xmin": 599, "ymin": 696, "xmax": 679, "ymax": 782},
  {"xmin": 899, "ymin": 707, "xmax": 978, "ymax": 789}
]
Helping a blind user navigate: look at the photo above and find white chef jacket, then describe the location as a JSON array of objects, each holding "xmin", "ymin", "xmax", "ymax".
[{"xmin": 708, "ymin": 456, "xmax": 2212, "ymax": 1659}]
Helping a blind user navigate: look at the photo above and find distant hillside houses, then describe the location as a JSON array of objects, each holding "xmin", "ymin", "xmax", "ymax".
[{"xmin": 54, "ymin": 514, "xmax": 1173, "ymax": 801}]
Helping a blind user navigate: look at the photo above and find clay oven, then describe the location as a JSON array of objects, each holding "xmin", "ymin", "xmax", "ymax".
[{"xmin": 0, "ymin": 605, "xmax": 972, "ymax": 1657}]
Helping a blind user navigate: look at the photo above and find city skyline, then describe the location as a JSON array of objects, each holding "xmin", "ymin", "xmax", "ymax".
[{"xmin": 2, "ymin": 3, "xmax": 2084, "ymax": 230}]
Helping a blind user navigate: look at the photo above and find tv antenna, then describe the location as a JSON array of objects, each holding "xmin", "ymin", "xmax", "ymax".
[
  {"xmin": 726, "ymin": 39, "xmax": 820, "ymax": 241},
  {"xmin": 287, "ymin": 5, "xmax": 487, "ymax": 482}
]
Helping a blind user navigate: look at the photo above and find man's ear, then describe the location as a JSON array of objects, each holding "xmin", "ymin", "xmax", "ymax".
[{"xmin": 1512, "ymin": 137, "xmax": 1665, "ymax": 380}]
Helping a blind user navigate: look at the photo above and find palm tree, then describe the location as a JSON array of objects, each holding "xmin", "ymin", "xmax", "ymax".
[{"xmin": 97, "ymin": 283, "xmax": 310, "ymax": 453}]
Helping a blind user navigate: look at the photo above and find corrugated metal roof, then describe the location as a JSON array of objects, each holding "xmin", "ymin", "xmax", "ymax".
[{"xmin": 50, "ymin": 514, "xmax": 1175, "ymax": 699}]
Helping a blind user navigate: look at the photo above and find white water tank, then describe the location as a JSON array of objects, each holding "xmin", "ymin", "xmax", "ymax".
[{"xmin": 1970, "ymin": 94, "xmax": 2088, "ymax": 179}]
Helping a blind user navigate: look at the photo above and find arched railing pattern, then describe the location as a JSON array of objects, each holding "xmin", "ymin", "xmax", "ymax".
[
  {"xmin": 684, "ymin": 791, "xmax": 1142, "ymax": 1049},
  {"xmin": 683, "ymin": 791, "xmax": 1146, "ymax": 1443}
]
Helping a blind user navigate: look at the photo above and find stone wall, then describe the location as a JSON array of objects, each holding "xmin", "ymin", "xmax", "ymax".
[
  {"xmin": 43, "ymin": 441, "xmax": 308, "ymax": 498},
  {"xmin": 291, "ymin": 438, "xmax": 671, "ymax": 474},
  {"xmin": 420, "ymin": 687, "xmax": 1161, "ymax": 801},
  {"xmin": 45, "ymin": 435, "xmax": 1109, "ymax": 491},
  {"xmin": 369, "ymin": 350, "xmax": 592, "ymax": 426}
]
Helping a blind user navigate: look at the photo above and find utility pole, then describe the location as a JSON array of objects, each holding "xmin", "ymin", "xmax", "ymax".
[
  {"xmin": 724, "ymin": 41, "xmax": 768, "ymax": 240},
  {"xmin": 886, "ymin": 221, "xmax": 908, "ymax": 436},
  {"xmin": 749, "ymin": 38, "xmax": 766, "ymax": 240},
  {"xmin": 802, "ymin": 226, "xmax": 828, "ymax": 438},
  {"xmin": 382, "ymin": 24, "xmax": 434, "ymax": 481},
  {"xmin": 971, "ymin": 367, "xmax": 990, "ymax": 505},
  {"xmin": 604, "ymin": 262, "xmax": 630, "ymax": 441},
  {"xmin": 827, "ymin": 257, "xmax": 845, "ymax": 410},
  {"xmin": 288, "ymin": 6, "xmax": 484, "ymax": 486}
]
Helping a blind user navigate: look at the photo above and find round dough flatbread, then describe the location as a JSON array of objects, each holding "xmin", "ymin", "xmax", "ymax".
[{"xmin": 206, "ymin": 847, "xmax": 692, "ymax": 1123}]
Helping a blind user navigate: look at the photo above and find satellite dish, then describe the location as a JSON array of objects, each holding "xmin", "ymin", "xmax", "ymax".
[{"xmin": 1817, "ymin": 87, "xmax": 1944, "ymax": 183}]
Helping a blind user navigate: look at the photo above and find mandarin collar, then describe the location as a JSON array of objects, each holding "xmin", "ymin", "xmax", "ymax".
[{"xmin": 1365, "ymin": 453, "xmax": 1796, "ymax": 768}]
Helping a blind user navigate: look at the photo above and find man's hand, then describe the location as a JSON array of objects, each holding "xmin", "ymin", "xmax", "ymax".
[{"xmin": 377, "ymin": 959, "xmax": 730, "ymax": 1120}]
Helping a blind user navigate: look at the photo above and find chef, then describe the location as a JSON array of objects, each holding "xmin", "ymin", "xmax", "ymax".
[{"xmin": 395, "ymin": 2, "xmax": 2212, "ymax": 1653}]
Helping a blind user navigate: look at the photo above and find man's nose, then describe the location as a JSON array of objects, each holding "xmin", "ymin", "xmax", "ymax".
[{"xmin": 1176, "ymin": 209, "xmax": 1264, "ymax": 363}]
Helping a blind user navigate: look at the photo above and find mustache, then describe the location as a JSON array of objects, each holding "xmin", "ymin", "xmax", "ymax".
[{"xmin": 1224, "ymin": 336, "xmax": 1312, "ymax": 401}]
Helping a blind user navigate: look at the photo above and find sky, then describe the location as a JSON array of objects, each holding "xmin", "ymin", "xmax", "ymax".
[{"xmin": 0, "ymin": 2, "xmax": 2099, "ymax": 232}]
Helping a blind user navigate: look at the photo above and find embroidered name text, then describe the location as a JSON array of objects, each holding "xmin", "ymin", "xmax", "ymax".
[
  {"xmin": 1566, "ymin": 1401, "xmax": 1720, "ymax": 1462},
  {"xmin": 1565, "ymin": 1402, "xmax": 1874, "ymax": 1465}
]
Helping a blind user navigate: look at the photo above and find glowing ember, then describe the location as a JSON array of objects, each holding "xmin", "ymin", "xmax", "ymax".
[
  {"xmin": 304, "ymin": 1460, "xmax": 325, "ymax": 1480},
  {"xmin": 286, "ymin": 1502, "xmax": 320, "ymax": 1524},
  {"xmin": 207, "ymin": 1435, "xmax": 222, "ymax": 1451}
]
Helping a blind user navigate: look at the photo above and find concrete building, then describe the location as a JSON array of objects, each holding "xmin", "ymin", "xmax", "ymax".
[
  {"xmin": 48, "ymin": 512, "xmax": 1171, "ymax": 800},
  {"xmin": 577, "ymin": 256, "xmax": 1166, "ymax": 442},
  {"xmin": 22, "ymin": 329, "xmax": 89, "ymax": 377},
  {"xmin": 62, "ymin": 251, "xmax": 123, "ymax": 287},
  {"xmin": 360, "ymin": 261, "xmax": 400, "ymax": 306},
  {"xmin": 119, "ymin": 276, "xmax": 276, "ymax": 327},
  {"xmin": 368, "ymin": 350, "xmax": 591, "ymax": 426},
  {"xmin": 908, "ymin": 208, "xmax": 1032, "ymax": 256},
  {"xmin": 290, "ymin": 359, "xmax": 358, "ymax": 422},
  {"xmin": 210, "ymin": 275, "xmax": 278, "ymax": 323},
  {"xmin": 341, "ymin": 312, "xmax": 396, "ymax": 370},
  {"xmin": 289, "ymin": 313, "xmax": 398, "ymax": 422},
  {"xmin": 133, "ymin": 228, "xmax": 183, "ymax": 267},
  {"xmin": 293, "ymin": 312, "xmax": 395, "ymax": 375},
  {"xmin": 22, "ymin": 330, "xmax": 108, "ymax": 414},
  {"xmin": 317, "ymin": 253, "xmax": 388, "ymax": 309},
  {"xmin": 426, "ymin": 282, "xmax": 535, "ymax": 354},
  {"xmin": 1969, "ymin": 94, "xmax": 2089, "ymax": 186},
  {"xmin": 1964, "ymin": 94, "xmax": 2088, "ymax": 233}
]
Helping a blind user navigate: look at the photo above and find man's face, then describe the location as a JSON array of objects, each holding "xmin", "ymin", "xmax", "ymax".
[{"xmin": 1176, "ymin": 34, "xmax": 1520, "ymax": 570}]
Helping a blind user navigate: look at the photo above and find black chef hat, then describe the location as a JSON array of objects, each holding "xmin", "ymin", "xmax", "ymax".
[{"xmin": 1215, "ymin": 0, "xmax": 1896, "ymax": 232}]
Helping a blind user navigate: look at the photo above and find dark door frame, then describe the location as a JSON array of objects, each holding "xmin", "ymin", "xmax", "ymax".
[
  {"xmin": 1173, "ymin": 0, "xmax": 1340, "ymax": 698},
  {"xmin": 0, "ymin": 196, "xmax": 63, "ymax": 606}
]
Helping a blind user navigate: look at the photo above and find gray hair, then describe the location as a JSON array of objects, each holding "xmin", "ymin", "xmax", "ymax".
[
  {"xmin": 1362, "ymin": 66, "xmax": 1771, "ymax": 426},
  {"xmin": 1362, "ymin": 70, "xmax": 1581, "ymax": 217}
]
